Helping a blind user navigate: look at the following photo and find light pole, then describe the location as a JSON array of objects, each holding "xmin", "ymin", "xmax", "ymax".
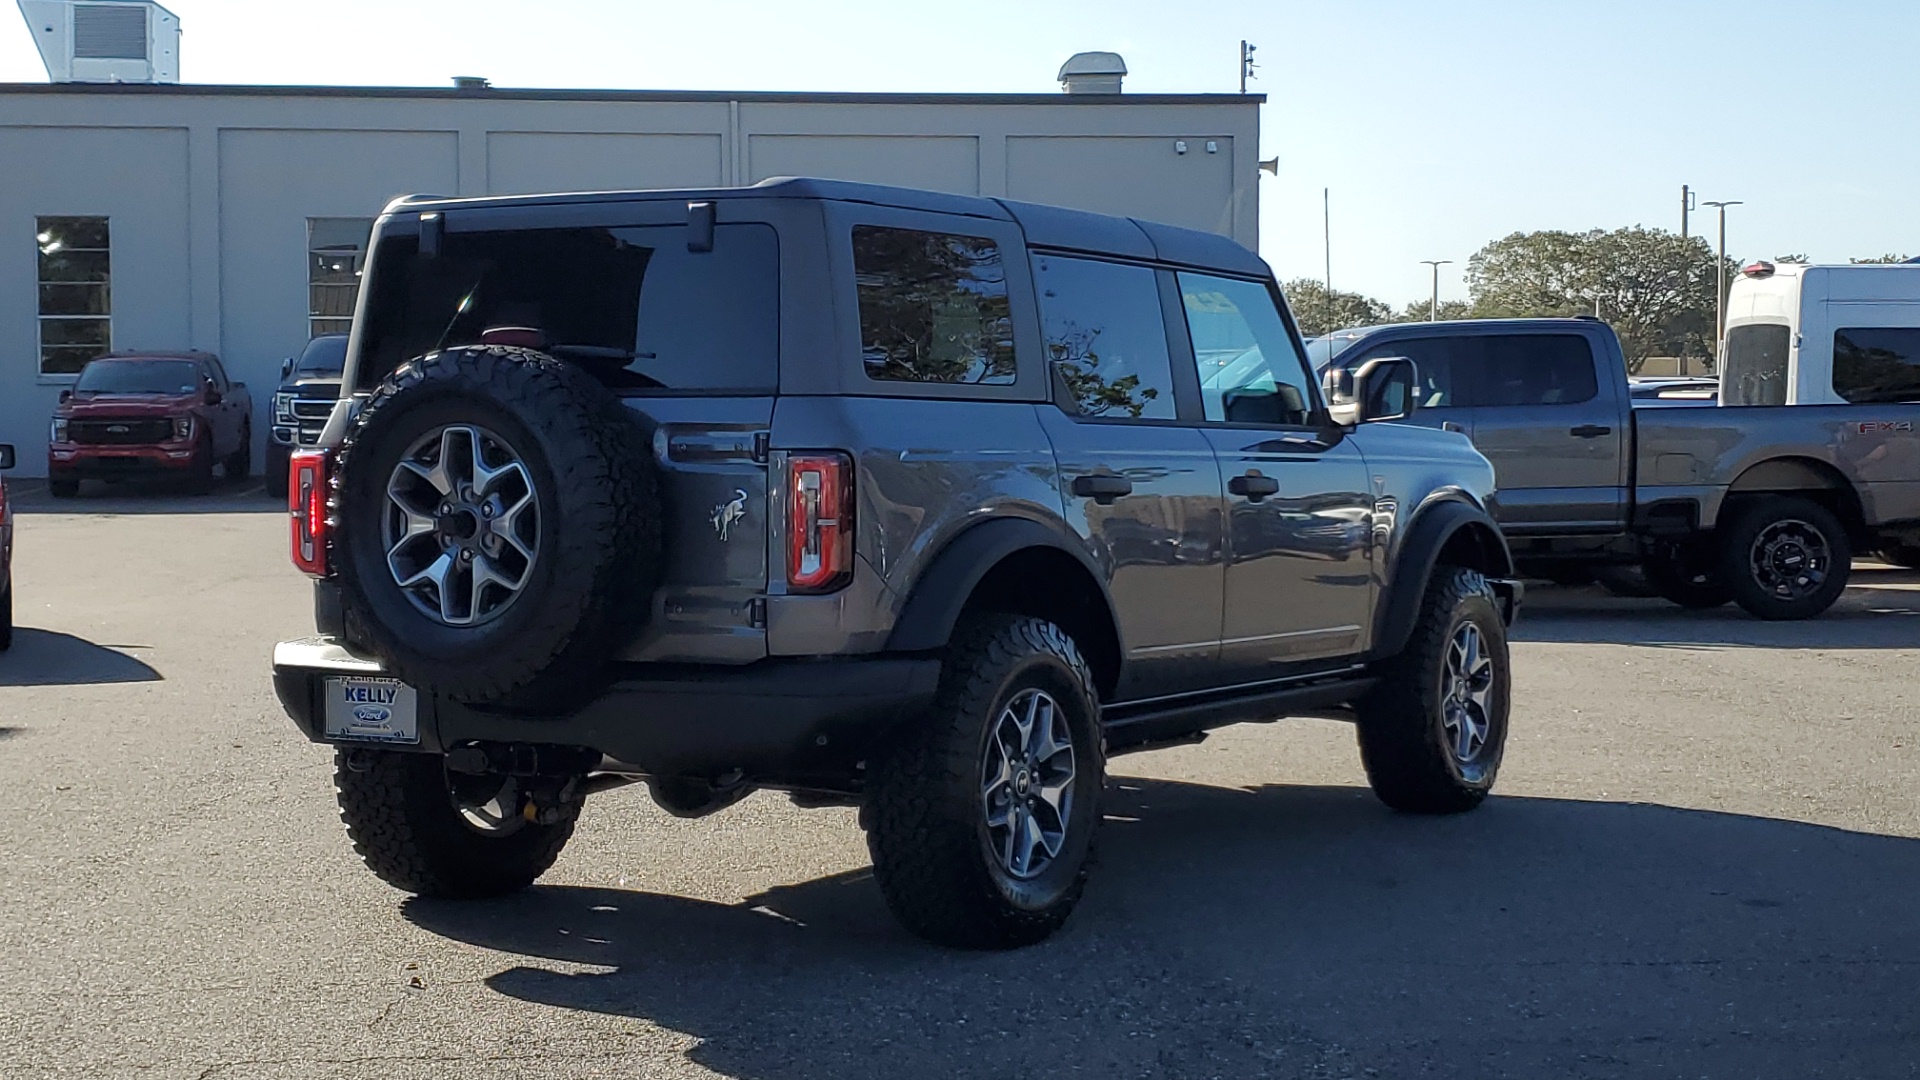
[
  {"xmin": 1703, "ymin": 199, "xmax": 1743, "ymax": 351},
  {"xmin": 1420, "ymin": 259, "xmax": 1453, "ymax": 321}
]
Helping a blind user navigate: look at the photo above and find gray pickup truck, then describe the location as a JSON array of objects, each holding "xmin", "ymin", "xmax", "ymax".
[{"xmin": 1315, "ymin": 317, "xmax": 1920, "ymax": 619}]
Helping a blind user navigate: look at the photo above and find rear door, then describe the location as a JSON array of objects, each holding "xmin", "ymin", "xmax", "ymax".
[
  {"xmin": 1030, "ymin": 251, "xmax": 1225, "ymax": 700},
  {"xmin": 1458, "ymin": 332, "xmax": 1628, "ymax": 534}
]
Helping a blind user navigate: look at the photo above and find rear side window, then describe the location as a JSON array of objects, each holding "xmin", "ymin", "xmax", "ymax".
[
  {"xmin": 1723, "ymin": 324, "xmax": 1790, "ymax": 406},
  {"xmin": 854, "ymin": 226, "xmax": 1016, "ymax": 386},
  {"xmin": 1471, "ymin": 335, "xmax": 1598, "ymax": 407},
  {"xmin": 1033, "ymin": 254, "xmax": 1175, "ymax": 420},
  {"xmin": 1833, "ymin": 327, "xmax": 1920, "ymax": 404},
  {"xmin": 355, "ymin": 222, "xmax": 779, "ymax": 393}
]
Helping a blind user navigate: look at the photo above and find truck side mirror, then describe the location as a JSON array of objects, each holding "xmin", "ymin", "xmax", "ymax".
[
  {"xmin": 1329, "ymin": 357, "xmax": 1419, "ymax": 426},
  {"xmin": 205, "ymin": 383, "xmax": 223, "ymax": 406},
  {"xmin": 58, "ymin": 388, "xmax": 72, "ymax": 404},
  {"xmin": 0, "ymin": 444, "xmax": 14, "ymax": 470},
  {"xmin": 281, "ymin": 357, "xmax": 295, "ymax": 379}
]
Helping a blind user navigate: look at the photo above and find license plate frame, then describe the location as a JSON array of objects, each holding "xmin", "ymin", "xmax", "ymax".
[{"xmin": 323, "ymin": 676, "xmax": 420, "ymax": 744}]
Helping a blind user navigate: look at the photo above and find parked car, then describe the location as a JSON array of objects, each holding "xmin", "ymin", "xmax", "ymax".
[
  {"xmin": 1, "ymin": 442, "xmax": 13, "ymax": 651},
  {"xmin": 1314, "ymin": 313, "xmax": 1920, "ymax": 619},
  {"xmin": 47, "ymin": 352, "xmax": 253, "ymax": 497},
  {"xmin": 272, "ymin": 178, "xmax": 1522, "ymax": 950},
  {"xmin": 265, "ymin": 335, "xmax": 348, "ymax": 498}
]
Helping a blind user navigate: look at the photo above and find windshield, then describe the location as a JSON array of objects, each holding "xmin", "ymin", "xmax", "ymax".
[
  {"xmin": 74, "ymin": 359, "xmax": 200, "ymax": 395},
  {"xmin": 295, "ymin": 336, "xmax": 349, "ymax": 378},
  {"xmin": 1303, "ymin": 334, "xmax": 1360, "ymax": 372}
]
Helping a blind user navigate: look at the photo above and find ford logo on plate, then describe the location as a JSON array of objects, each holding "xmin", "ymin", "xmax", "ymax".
[
  {"xmin": 352, "ymin": 705, "xmax": 392, "ymax": 726},
  {"xmin": 107, "ymin": 425, "xmax": 130, "ymax": 434}
]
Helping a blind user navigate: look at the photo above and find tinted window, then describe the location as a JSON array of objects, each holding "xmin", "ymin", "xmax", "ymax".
[
  {"xmin": 75, "ymin": 359, "xmax": 199, "ymax": 394},
  {"xmin": 1033, "ymin": 254, "xmax": 1175, "ymax": 420},
  {"xmin": 1471, "ymin": 335, "xmax": 1599, "ymax": 407},
  {"xmin": 854, "ymin": 226, "xmax": 1016, "ymax": 386},
  {"xmin": 296, "ymin": 336, "xmax": 349, "ymax": 377},
  {"xmin": 1833, "ymin": 327, "xmax": 1920, "ymax": 404},
  {"xmin": 1345, "ymin": 336, "xmax": 1464, "ymax": 409},
  {"xmin": 1181, "ymin": 273, "xmax": 1315, "ymax": 426},
  {"xmin": 1723, "ymin": 323, "xmax": 1790, "ymax": 407},
  {"xmin": 356, "ymin": 222, "xmax": 779, "ymax": 393}
]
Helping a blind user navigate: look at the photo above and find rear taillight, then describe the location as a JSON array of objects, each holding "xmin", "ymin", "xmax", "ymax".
[
  {"xmin": 290, "ymin": 449, "xmax": 332, "ymax": 577},
  {"xmin": 787, "ymin": 452, "xmax": 852, "ymax": 593}
]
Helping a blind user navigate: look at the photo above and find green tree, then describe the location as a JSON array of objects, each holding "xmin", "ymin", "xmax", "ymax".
[
  {"xmin": 1283, "ymin": 278, "xmax": 1394, "ymax": 337},
  {"xmin": 1396, "ymin": 298, "xmax": 1475, "ymax": 323},
  {"xmin": 1851, "ymin": 253, "xmax": 1912, "ymax": 264},
  {"xmin": 1465, "ymin": 227, "xmax": 1730, "ymax": 372}
]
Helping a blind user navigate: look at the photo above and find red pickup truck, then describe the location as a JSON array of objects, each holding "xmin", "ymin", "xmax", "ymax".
[{"xmin": 47, "ymin": 352, "xmax": 253, "ymax": 497}]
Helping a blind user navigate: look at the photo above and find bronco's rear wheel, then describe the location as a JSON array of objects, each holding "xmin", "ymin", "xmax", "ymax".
[
  {"xmin": 865, "ymin": 614, "xmax": 1104, "ymax": 949},
  {"xmin": 331, "ymin": 346, "xmax": 661, "ymax": 708}
]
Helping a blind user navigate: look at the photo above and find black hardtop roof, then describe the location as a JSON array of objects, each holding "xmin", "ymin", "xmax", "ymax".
[{"xmin": 391, "ymin": 177, "xmax": 1269, "ymax": 277}]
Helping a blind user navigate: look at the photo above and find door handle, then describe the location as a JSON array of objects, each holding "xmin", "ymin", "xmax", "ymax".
[
  {"xmin": 1570, "ymin": 424, "xmax": 1613, "ymax": 438},
  {"xmin": 1441, "ymin": 421, "xmax": 1466, "ymax": 433},
  {"xmin": 1227, "ymin": 472, "xmax": 1281, "ymax": 502},
  {"xmin": 1071, "ymin": 473, "xmax": 1133, "ymax": 504}
]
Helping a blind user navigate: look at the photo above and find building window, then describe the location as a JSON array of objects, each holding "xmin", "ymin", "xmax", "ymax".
[
  {"xmin": 37, "ymin": 216, "xmax": 112, "ymax": 376},
  {"xmin": 309, "ymin": 218, "xmax": 373, "ymax": 338}
]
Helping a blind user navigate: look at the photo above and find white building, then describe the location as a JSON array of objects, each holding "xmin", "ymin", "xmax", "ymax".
[{"xmin": 1, "ymin": 44, "xmax": 1262, "ymax": 475}]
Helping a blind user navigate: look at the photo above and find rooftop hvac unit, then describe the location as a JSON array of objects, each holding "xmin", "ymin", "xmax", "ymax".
[{"xmin": 17, "ymin": 0, "xmax": 180, "ymax": 83}]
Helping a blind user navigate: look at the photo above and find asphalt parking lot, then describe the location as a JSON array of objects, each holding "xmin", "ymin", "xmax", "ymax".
[{"xmin": 2, "ymin": 481, "xmax": 1918, "ymax": 1079}]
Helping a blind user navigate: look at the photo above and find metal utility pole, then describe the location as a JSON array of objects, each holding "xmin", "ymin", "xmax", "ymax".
[
  {"xmin": 1323, "ymin": 188, "xmax": 1332, "ymax": 299},
  {"xmin": 1240, "ymin": 41, "xmax": 1257, "ymax": 94},
  {"xmin": 1420, "ymin": 260, "xmax": 1453, "ymax": 320},
  {"xmin": 1703, "ymin": 199, "xmax": 1743, "ymax": 348},
  {"xmin": 1681, "ymin": 184, "xmax": 1695, "ymax": 239}
]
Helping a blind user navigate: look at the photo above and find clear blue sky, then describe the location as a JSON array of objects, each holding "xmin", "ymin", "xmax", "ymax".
[{"xmin": 5, "ymin": 0, "xmax": 1915, "ymax": 306}]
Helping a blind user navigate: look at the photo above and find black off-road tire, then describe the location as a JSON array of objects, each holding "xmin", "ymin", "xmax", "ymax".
[
  {"xmin": 1356, "ymin": 566, "xmax": 1511, "ymax": 814},
  {"xmin": 224, "ymin": 426, "xmax": 252, "ymax": 481},
  {"xmin": 1593, "ymin": 564, "xmax": 1659, "ymax": 598},
  {"xmin": 865, "ymin": 615, "xmax": 1105, "ymax": 950},
  {"xmin": 1641, "ymin": 538, "xmax": 1734, "ymax": 609},
  {"xmin": 263, "ymin": 442, "xmax": 290, "ymax": 500},
  {"xmin": 1878, "ymin": 544, "xmax": 1920, "ymax": 570},
  {"xmin": 1719, "ymin": 496, "xmax": 1852, "ymax": 621},
  {"xmin": 185, "ymin": 436, "xmax": 216, "ymax": 495},
  {"xmin": 48, "ymin": 478, "xmax": 78, "ymax": 499},
  {"xmin": 331, "ymin": 346, "xmax": 661, "ymax": 708},
  {"xmin": 334, "ymin": 749, "xmax": 578, "ymax": 898}
]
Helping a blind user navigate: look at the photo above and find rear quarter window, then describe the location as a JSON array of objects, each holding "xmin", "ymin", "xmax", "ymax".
[
  {"xmin": 853, "ymin": 225, "xmax": 1016, "ymax": 386},
  {"xmin": 1833, "ymin": 327, "xmax": 1920, "ymax": 404},
  {"xmin": 355, "ymin": 222, "xmax": 779, "ymax": 394}
]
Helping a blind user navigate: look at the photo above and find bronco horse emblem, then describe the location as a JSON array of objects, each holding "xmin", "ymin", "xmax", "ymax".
[{"xmin": 712, "ymin": 489, "xmax": 749, "ymax": 541}]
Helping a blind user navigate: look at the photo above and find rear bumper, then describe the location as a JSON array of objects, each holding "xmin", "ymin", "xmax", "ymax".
[{"xmin": 271, "ymin": 637, "xmax": 942, "ymax": 786}]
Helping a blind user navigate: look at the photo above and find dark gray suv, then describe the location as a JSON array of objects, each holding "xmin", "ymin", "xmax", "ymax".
[{"xmin": 272, "ymin": 178, "xmax": 1521, "ymax": 949}]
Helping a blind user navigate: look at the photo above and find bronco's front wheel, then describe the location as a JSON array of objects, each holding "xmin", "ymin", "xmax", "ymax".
[
  {"xmin": 334, "ymin": 749, "xmax": 582, "ymax": 898},
  {"xmin": 865, "ymin": 615, "xmax": 1104, "ymax": 949}
]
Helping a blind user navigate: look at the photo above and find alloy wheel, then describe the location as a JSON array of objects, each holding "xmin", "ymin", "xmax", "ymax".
[
  {"xmin": 1442, "ymin": 622, "xmax": 1496, "ymax": 765},
  {"xmin": 981, "ymin": 688, "xmax": 1077, "ymax": 880},
  {"xmin": 1748, "ymin": 518, "xmax": 1831, "ymax": 602},
  {"xmin": 383, "ymin": 424, "xmax": 540, "ymax": 627}
]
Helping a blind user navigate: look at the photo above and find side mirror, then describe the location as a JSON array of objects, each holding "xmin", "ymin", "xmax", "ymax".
[
  {"xmin": 1222, "ymin": 384, "xmax": 1311, "ymax": 426},
  {"xmin": 281, "ymin": 357, "xmax": 294, "ymax": 379},
  {"xmin": 1328, "ymin": 357, "xmax": 1419, "ymax": 426},
  {"xmin": 58, "ymin": 388, "xmax": 72, "ymax": 404},
  {"xmin": 205, "ymin": 385, "xmax": 223, "ymax": 406},
  {"xmin": 0, "ymin": 444, "xmax": 14, "ymax": 471}
]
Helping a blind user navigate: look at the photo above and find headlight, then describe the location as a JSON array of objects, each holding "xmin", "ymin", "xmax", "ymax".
[
  {"xmin": 274, "ymin": 392, "xmax": 297, "ymax": 422},
  {"xmin": 173, "ymin": 417, "xmax": 193, "ymax": 441},
  {"xmin": 50, "ymin": 418, "xmax": 68, "ymax": 442}
]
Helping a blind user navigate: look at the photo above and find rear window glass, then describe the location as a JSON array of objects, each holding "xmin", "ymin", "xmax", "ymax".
[
  {"xmin": 1833, "ymin": 327, "xmax": 1920, "ymax": 404},
  {"xmin": 355, "ymin": 222, "xmax": 778, "ymax": 393},
  {"xmin": 854, "ymin": 226, "xmax": 1016, "ymax": 386},
  {"xmin": 75, "ymin": 359, "xmax": 199, "ymax": 394},
  {"xmin": 1034, "ymin": 254, "xmax": 1175, "ymax": 420},
  {"xmin": 1723, "ymin": 324, "xmax": 1790, "ymax": 406}
]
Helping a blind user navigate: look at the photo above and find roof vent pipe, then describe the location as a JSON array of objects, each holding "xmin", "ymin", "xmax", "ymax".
[{"xmin": 1058, "ymin": 51, "xmax": 1126, "ymax": 94}]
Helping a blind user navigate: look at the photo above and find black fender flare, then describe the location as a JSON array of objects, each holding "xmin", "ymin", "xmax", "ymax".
[
  {"xmin": 886, "ymin": 517, "xmax": 1116, "ymax": 653},
  {"xmin": 1371, "ymin": 497, "xmax": 1516, "ymax": 661}
]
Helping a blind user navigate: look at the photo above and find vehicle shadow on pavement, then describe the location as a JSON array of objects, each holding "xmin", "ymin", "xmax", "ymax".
[
  {"xmin": 404, "ymin": 780, "xmax": 1920, "ymax": 1079},
  {"xmin": 1516, "ymin": 577, "xmax": 1920, "ymax": 650},
  {"xmin": 0, "ymin": 629, "xmax": 160, "ymax": 686},
  {"xmin": 6, "ymin": 478, "xmax": 279, "ymax": 515}
]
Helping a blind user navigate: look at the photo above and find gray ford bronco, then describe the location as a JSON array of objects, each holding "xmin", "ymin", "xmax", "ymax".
[{"xmin": 272, "ymin": 178, "xmax": 1522, "ymax": 949}]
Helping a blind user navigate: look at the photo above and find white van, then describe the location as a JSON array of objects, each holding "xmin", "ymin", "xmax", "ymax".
[{"xmin": 1721, "ymin": 261, "xmax": 1920, "ymax": 407}]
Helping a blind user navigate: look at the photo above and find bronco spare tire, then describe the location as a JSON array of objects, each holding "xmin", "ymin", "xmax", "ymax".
[{"xmin": 331, "ymin": 346, "xmax": 661, "ymax": 707}]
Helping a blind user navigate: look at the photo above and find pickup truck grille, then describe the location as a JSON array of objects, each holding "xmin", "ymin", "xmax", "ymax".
[
  {"xmin": 291, "ymin": 400, "xmax": 333, "ymax": 421},
  {"xmin": 69, "ymin": 418, "xmax": 173, "ymax": 445}
]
